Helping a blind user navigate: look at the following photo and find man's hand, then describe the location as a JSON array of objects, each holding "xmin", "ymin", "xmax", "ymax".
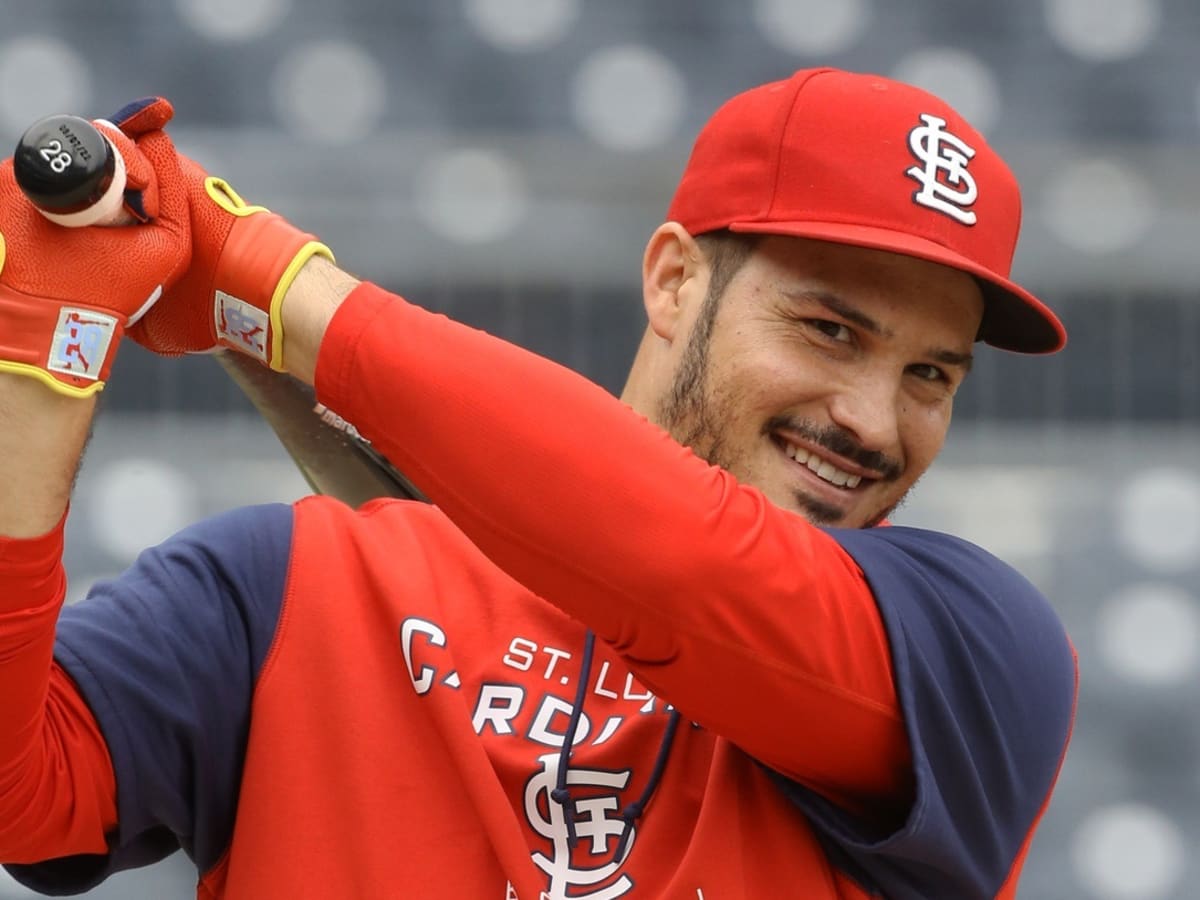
[
  {"xmin": 0, "ymin": 101, "xmax": 191, "ymax": 397},
  {"xmin": 125, "ymin": 110, "xmax": 334, "ymax": 371}
]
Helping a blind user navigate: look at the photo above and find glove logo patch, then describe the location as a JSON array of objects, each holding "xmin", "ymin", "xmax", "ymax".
[
  {"xmin": 48, "ymin": 308, "xmax": 118, "ymax": 379},
  {"xmin": 215, "ymin": 291, "xmax": 268, "ymax": 362}
]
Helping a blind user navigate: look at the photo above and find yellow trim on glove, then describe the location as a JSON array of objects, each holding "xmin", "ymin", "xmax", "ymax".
[
  {"xmin": 0, "ymin": 234, "xmax": 102, "ymax": 397},
  {"xmin": 204, "ymin": 176, "xmax": 270, "ymax": 217},
  {"xmin": 0, "ymin": 360, "xmax": 105, "ymax": 397},
  {"xmin": 267, "ymin": 241, "xmax": 335, "ymax": 372},
  {"xmin": 200, "ymin": 175, "xmax": 335, "ymax": 372}
]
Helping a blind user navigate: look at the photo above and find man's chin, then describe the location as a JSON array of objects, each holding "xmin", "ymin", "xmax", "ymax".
[
  {"xmin": 788, "ymin": 492, "xmax": 853, "ymax": 527},
  {"xmin": 789, "ymin": 491, "xmax": 896, "ymax": 529}
]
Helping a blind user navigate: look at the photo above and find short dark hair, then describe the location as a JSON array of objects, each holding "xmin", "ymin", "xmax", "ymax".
[
  {"xmin": 687, "ymin": 230, "xmax": 761, "ymax": 347},
  {"xmin": 693, "ymin": 230, "xmax": 761, "ymax": 304},
  {"xmin": 655, "ymin": 229, "xmax": 761, "ymax": 455}
]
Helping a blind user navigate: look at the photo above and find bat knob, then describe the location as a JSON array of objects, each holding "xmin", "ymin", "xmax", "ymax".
[{"xmin": 13, "ymin": 114, "xmax": 128, "ymax": 227}]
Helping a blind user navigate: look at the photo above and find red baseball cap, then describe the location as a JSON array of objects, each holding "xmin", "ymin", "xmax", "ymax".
[{"xmin": 667, "ymin": 68, "xmax": 1066, "ymax": 354}]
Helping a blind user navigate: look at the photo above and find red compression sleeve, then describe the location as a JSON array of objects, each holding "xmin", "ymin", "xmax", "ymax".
[
  {"xmin": 0, "ymin": 516, "xmax": 117, "ymax": 862},
  {"xmin": 316, "ymin": 284, "xmax": 910, "ymax": 806}
]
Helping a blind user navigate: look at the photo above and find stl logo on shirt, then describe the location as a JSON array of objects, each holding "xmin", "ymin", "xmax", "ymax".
[{"xmin": 524, "ymin": 754, "xmax": 636, "ymax": 900}]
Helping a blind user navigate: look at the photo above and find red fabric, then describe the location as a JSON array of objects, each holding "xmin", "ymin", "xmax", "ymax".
[
  {"xmin": 316, "ymin": 283, "xmax": 910, "ymax": 808},
  {"xmin": 200, "ymin": 496, "xmax": 888, "ymax": 899},
  {"xmin": 0, "ymin": 517, "xmax": 116, "ymax": 861}
]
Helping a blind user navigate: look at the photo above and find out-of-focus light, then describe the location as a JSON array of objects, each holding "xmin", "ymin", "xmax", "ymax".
[
  {"xmin": 571, "ymin": 45, "xmax": 686, "ymax": 151},
  {"xmin": 271, "ymin": 40, "xmax": 387, "ymax": 143},
  {"xmin": 176, "ymin": 0, "xmax": 291, "ymax": 43},
  {"xmin": 0, "ymin": 36, "xmax": 90, "ymax": 136},
  {"xmin": 751, "ymin": 0, "xmax": 871, "ymax": 55},
  {"xmin": 1116, "ymin": 468, "xmax": 1200, "ymax": 573},
  {"xmin": 464, "ymin": 0, "xmax": 581, "ymax": 52},
  {"xmin": 1097, "ymin": 583, "xmax": 1200, "ymax": 686},
  {"xmin": 415, "ymin": 147, "xmax": 528, "ymax": 244},
  {"xmin": 1046, "ymin": 0, "xmax": 1161, "ymax": 62},
  {"xmin": 1043, "ymin": 157, "xmax": 1155, "ymax": 253},
  {"xmin": 88, "ymin": 459, "xmax": 199, "ymax": 564},
  {"xmin": 891, "ymin": 48, "xmax": 1001, "ymax": 134},
  {"xmin": 1071, "ymin": 803, "xmax": 1185, "ymax": 899}
]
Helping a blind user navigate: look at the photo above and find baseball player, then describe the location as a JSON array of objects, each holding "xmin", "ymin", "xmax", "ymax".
[{"xmin": 0, "ymin": 68, "xmax": 1076, "ymax": 898}]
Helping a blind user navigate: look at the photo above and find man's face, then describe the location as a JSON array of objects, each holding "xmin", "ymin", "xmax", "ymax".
[{"xmin": 654, "ymin": 235, "xmax": 984, "ymax": 528}]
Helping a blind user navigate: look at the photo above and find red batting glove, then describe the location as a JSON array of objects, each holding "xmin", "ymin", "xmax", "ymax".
[
  {"xmin": 125, "ymin": 117, "xmax": 333, "ymax": 370},
  {"xmin": 0, "ymin": 101, "xmax": 190, "ymax": 396}
]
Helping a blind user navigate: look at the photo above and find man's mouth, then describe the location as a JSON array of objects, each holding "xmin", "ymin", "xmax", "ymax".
[{"xmin": 779, "ymin": 439, "xmax": 864, "ymax": 489}]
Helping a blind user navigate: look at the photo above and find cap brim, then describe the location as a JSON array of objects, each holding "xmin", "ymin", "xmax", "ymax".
[{"xmin": 726, "ymin": 220, "xmax": 1066, "ymax": 354}]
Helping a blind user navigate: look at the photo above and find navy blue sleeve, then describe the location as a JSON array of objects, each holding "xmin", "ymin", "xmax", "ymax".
[
  {"xmin": 4, "ymin": 503, "xmax": 294, "ymax": 896},
  {"xmin": 771, "ymin": 526, "xmax": 1076, "ymax": 899}
]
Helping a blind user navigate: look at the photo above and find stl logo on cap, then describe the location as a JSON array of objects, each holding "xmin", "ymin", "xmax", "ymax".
[{"xmin": 906, "ymin": 113, "xmax": 979, "ymax": 226}]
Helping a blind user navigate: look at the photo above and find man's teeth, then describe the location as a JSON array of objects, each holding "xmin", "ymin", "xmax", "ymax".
[{"xmin": 783, "ymin": 443, "xmax": 862, "ymax": 489}]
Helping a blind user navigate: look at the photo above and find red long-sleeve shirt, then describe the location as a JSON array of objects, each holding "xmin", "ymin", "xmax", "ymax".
[{"xmin": 1, "ymin": 283, "xmax": 1076, "ymax": 898}]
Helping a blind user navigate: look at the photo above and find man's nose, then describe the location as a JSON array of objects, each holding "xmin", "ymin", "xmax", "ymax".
[{"xmin": 826, "ymin": 375, "xmax": 902, "ymax": 461}]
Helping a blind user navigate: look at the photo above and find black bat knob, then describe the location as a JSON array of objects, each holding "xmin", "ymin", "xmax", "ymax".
[{"xmin": 14, "ymin": 114, "xmax": 116, "ymax": 214}]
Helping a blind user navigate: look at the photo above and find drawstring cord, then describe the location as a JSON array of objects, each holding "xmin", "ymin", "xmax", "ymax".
[
  {"xmin": 549, "ymin": 629, "xmax": 682, "ymax": 861},
  {"xmin": 550, "ymin": 630, "xmax": 596, "ymax": 848},
  {"xmin": 612, "ymin": 707, "xmax": 680, "ymax": 861}
]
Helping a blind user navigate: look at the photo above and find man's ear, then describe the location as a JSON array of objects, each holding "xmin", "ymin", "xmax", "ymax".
[{"xmin": 641, "ymin": 222, "xmax": 706, "ymax": 341}]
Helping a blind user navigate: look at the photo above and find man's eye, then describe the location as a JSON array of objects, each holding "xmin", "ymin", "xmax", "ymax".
[
  {"xmin": 810, "ymin": 320, "xmax": 852, "ymax": 342},
  {"xmin": 909, "ymin": 363, "xmax": 947, "ymax": 382}
]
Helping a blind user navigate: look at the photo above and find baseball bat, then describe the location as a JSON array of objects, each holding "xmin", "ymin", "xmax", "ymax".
[{"xmin": 12, "ymin": 113, "xmax": 424, "ymax": 506}]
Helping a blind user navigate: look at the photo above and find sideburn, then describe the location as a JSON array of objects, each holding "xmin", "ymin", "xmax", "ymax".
[
  {"xmin": 655, "ymin": 231, "xmax": 760, "ymax": 463},
  {"xmin": 657, "ymin": 287, "xmax": 722, "ymax": 457}
]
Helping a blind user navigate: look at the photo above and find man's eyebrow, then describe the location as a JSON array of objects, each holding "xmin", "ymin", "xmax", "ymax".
[
  {"xmin": 785, "ymin": 289, "xmax": 975, "ymax": 372},
  {"xmin": 932, "ymin": 348, "xmax": 974, "ymax": 373},
  {"xmin": 790, "ymin": 289, "xmax": 891, "ymax": 338}
]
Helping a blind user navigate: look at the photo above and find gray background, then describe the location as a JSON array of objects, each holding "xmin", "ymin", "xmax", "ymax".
[{"xmin": 1, "ymin": 1, "xmax": 1199, "ymax": 897}]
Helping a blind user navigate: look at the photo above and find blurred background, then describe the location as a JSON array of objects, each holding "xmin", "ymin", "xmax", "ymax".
[{"xmin": 1, "ymin": 0, "xmax": 1198, "ymax": 897}]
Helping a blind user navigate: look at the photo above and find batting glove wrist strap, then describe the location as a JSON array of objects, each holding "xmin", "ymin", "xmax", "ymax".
[
  {"xmin": 202, "ymin": 176, "xmax": 332, "ymax": 370},
  {"xmin": 0, "ymin": 286, "xmax": 126, "ymax": 397},
  {"xmin": 128, "ymin": 163, "xmax": 334, "ymax": 371}
]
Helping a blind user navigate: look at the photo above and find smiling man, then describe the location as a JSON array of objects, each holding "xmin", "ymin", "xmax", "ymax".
[
  {"xmin": 0, "ymin": 68, "xmax": 1076, "ymax": 899},
  {"xmin": 630, "ymin": 233, "xmax": 982, "ymax": 526}
]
